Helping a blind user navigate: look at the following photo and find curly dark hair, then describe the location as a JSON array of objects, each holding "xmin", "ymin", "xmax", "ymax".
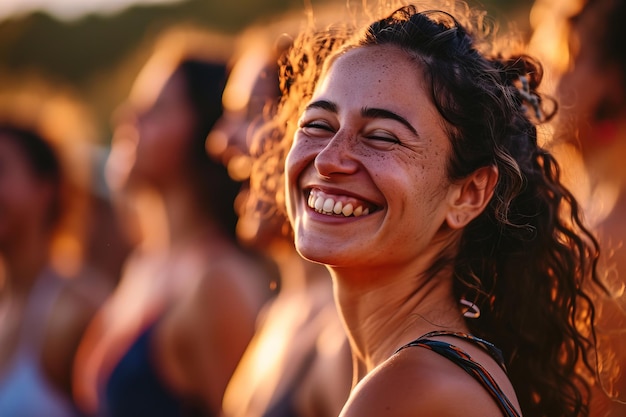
[
  {"xmin": 249, "ymin": 2, "xmax": 605, "ymax": 416},
  {"xmin": 0, "ymin": 124, "xmax": 64, "ymax": 228}
]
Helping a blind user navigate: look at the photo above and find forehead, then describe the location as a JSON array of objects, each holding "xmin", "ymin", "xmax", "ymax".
[
  {"xmin": 310, "ymin": 45, "xmax": 447, "ymax": 138},
  {"xmin": 313, "ymin": 45, "xmax": 431, "ymax": 108}
]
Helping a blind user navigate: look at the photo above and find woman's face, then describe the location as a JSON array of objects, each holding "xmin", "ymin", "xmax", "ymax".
[
  {"xmin": 210, "ymin": 60, "xmax": 283, "ymax": 249},
  {"xmin": 285, "ymin": 45, "xmax": 460, "ymax": 271},
  {"xmin": 0, "ymin": 135, "xmax": 53, "ymax": 245},
  {"xmin": 127, "ymin": 70, "xmax": 197, "ymax": 186}
]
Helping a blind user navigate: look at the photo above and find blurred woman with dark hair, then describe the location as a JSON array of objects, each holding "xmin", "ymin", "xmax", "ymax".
[
  {"xmin": 73, "ymin": 27, "xmax": 271, "ymax": 417},
  {"xmin": 554, "ymin": 0, "xmax": 626, "ymax": 415},
  {"xmin": 0, "ymin": 120, "xmax": 103, "ymax": 417}
]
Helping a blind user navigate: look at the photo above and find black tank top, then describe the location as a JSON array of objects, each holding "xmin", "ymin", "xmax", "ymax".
[{"xmin": 395, "ymin": 331, "xmax": 521, "ymax": 417}]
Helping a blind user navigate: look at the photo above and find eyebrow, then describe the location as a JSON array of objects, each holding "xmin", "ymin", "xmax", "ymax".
[
  {"xmin": 305, "ymin": 99, "xmax": 337, "ymax": 113},
  {"xmin": 361, "ymin": 107, "xmax": 418, "ymax": 136},
  {"xmin": 304, "ymin": 100, "xmax": 418, "ymax": 136}
]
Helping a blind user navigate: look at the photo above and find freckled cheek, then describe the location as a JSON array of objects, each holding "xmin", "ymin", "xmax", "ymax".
[
  {"xmin": 286, "ymin": 137, "xmax": 324, "ymax": 182},
  {"xmin": 391, "ymin": 162, "xmax": 445, "ymax": 209}
]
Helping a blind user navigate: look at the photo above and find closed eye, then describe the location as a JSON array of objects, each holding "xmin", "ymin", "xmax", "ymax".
[
  {"xmin": 366, "ymin": 134, "xmax": 400, "ymax": 144},
  {"xmin": 300, "ymin": 120, "xmax": 335, "ymax": 135}
]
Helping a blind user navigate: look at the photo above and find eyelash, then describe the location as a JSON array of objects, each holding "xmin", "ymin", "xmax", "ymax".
[
  {"xmin": 301, "ymin": 121, "xmax": 333, "ymax": 131},
  {"xmin": 366, "ymin": 134, "xmax": 400, "ymax": 144},
  {"xmin": 300, "ymin": 120, "xmax": 402, "ymax": 145}
]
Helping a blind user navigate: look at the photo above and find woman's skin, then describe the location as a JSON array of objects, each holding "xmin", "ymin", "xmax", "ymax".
[{"xmin": 285, "ymin": 44, "xmax": 521, "ymax": 416}]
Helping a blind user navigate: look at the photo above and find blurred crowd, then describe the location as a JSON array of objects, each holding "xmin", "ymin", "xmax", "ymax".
[{"xmin": 0, "ymin": 0, "xmax": 624, "ymax": 416}]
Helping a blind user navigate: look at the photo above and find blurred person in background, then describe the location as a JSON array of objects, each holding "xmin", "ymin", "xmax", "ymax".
[
  {"xmin": 73, "ymin": 26, "xmax": 271, "ymax": 417},
  {"xmin": 529, "ymin": 0, "xmax": 626, "ymax": 414},
  {"xmin": 208, "ymin": 14, "xmax": 352, "ymax": 417},
  {"xmin": 0, "ymin": 85, "xmax": 112, "ymax": 416},
  {"xmin": 555, "ymin": 0, "xmax": 626, "ymax": 415}
]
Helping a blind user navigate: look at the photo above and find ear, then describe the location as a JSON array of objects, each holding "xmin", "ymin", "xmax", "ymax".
[{"xmin": 445, "ymin": 165, "xmax": 498, "ymax": 229}]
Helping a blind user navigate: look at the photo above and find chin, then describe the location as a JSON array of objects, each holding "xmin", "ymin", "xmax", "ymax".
[
  {"xmin": 294, "ymin": 237, "xmax": 355, "ymax": 269},
  {"xmin": 295, "ymin": 241, "xmax": 330, "ymax": 263},
  {"xmin": 294, "ymin": 232, "xmax": 329, "ymax": 258}
]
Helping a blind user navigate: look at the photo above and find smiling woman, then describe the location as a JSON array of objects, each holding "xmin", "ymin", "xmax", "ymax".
[
  {"xmin": 289, "ymin": 45, "xmax": 455, "ymax": 270},
  {"xmin": 248, "ymin": 1, "xmax": 607, "ymax": 417}
]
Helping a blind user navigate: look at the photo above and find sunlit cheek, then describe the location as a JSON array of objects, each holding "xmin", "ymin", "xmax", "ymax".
[
  {"xmin": 286, "ymin": 137, "xmax": 322, "ymax": 177},
  {"xmin": 284, "ymin": 140, "xmax": 318, "ymax": 224},
  {"xmin": 284, "ymin": 151, "xmax": 301, "ymax": 225}
]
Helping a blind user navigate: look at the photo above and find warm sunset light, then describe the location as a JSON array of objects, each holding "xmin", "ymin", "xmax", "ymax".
[
  {"xmin": 1, "ymin": 1, "xmax": 625, "ymax": 416},
  {"xmin": 0, "ymin": 0, "xmax": 181, "ymax": 20}
]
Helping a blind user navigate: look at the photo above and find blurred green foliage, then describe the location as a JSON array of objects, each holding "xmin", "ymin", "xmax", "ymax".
[
  {"xmin": 0, "ymin": 0, "xmax": 532, "ymax": 138},
  {"xmin": 0, "ymin": 0, "xmax": 303, "ymax": 84}
]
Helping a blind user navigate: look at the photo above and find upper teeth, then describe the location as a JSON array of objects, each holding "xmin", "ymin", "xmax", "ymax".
[{"xmin": 308, "ymin": 192, "xmax": 370, "ymax": 217}]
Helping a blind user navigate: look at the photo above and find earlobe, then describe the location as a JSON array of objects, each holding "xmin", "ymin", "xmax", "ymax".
[{"xmin": 446, "ymin": 165, "xmax": 498, "ymax": 229}]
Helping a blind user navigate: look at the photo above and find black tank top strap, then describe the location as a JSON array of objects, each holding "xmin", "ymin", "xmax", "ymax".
[
  {"xmin": 415, "ymin": 330, "xmax": 508, "ymax": 370},
  {"xmin": 395, "ymin": 331, "xmax": 521, "ymax": 417}
]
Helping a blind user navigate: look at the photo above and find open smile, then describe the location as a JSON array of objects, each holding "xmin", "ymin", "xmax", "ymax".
[{"xmin": 306, "ymin": 188, "xmax": 381, "ymax": 217}]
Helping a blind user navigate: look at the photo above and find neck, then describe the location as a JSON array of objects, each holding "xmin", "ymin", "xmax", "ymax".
[
  {"xmin": 161, "ymin": 182, "xmax": 216, "ymax": 246},
  {"xmin": 271, "ymin": 243, "xmax": 331, "ymax": 293},
  {"xmin": 132, "ymin": 187, "xmax": 169, "ymax": 250},
  {"xmin": 134, "ymin": 183, "xmax": 218, "ymax": 250},
  {"xmin": 331, "ymin": 264, "xmax": 467, "ymax": 380}
]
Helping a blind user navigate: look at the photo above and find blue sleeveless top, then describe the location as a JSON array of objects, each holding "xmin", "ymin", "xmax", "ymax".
[
  {"xmin": 0, "ymin": 268, "xmax": 84, "ymax": 417},
  {"xmin": 395, "ymin": 331, "xmax": 521, "ymax": 417},
  {"xmin": 103, "ymin": 321, "xmax": 209, "ymax": 417}
]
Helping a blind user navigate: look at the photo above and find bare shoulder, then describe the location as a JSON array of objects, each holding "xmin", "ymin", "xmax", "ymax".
[
  {"xmin": 154, "ymin": 250, "xmax": 269, "ymax": 408},
  {"xmin": 159, "ymin": 254, "xmax": 265, "ymax": 350},
  {"xmin": 340, "ymin": 345, "xmax": 512, "ymax": 417},
  {"xmin": 195, "ymin": 252, "xmax": 270, "ymax": 316}
]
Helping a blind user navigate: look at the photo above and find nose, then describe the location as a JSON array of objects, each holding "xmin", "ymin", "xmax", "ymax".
[{"xmin": 313, "ymin": 131, "xmax": 358, "ymax": 177}]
